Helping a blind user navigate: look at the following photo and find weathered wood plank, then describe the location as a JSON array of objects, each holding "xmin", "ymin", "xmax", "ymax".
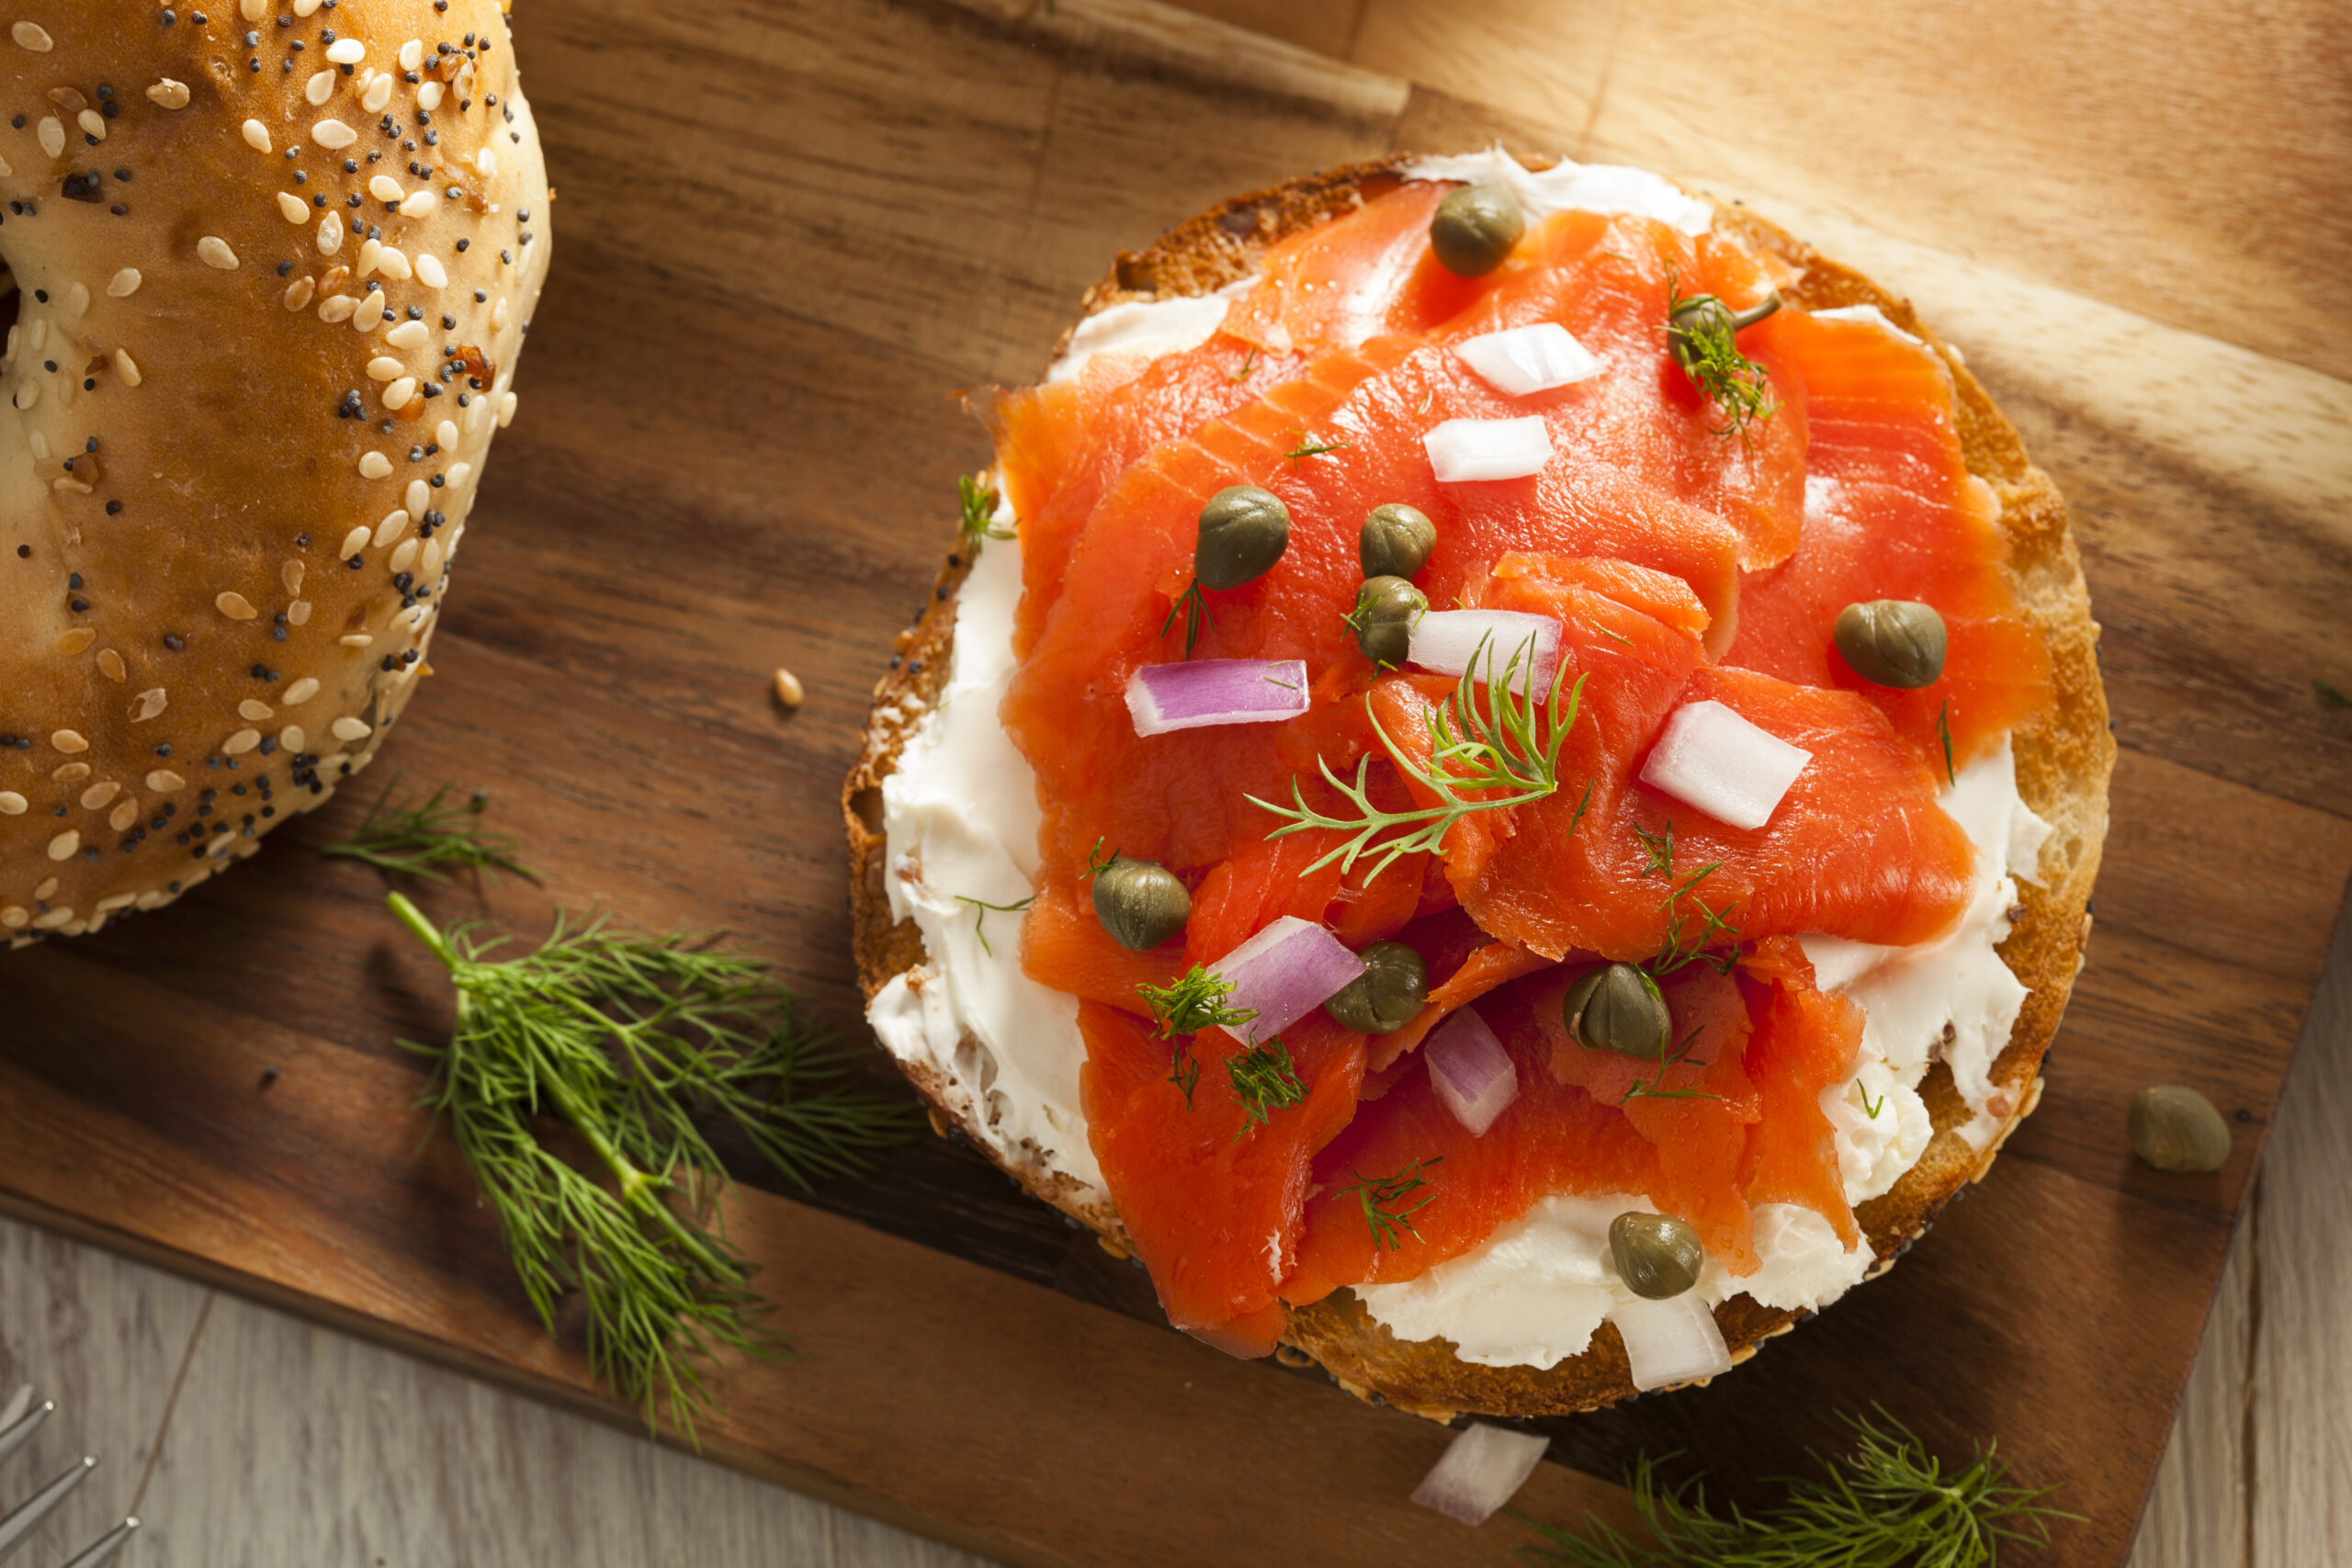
[{"xmin": 1338, "ymin": 0, "xmax": 2352, "ymax": 377}]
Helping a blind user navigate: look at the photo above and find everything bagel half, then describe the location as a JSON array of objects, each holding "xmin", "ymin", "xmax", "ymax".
[
  {"xmin": 0, "ymin": 0, "xmax": 548, "ymax": 942},
  {"xmin": 846, "ymin": 154, "xmax": 2110, "ymax": 1417}
]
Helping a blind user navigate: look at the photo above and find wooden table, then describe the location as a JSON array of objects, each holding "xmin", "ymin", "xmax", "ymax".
[{"xmin": 2, "ymin": 0, "xmax": 2346, "ymax": 1562}]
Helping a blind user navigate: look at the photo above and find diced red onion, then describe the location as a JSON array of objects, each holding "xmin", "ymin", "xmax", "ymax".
[
  {"xmin": 1215, "ymin": 916, "xmax": 1366, "ymax": 1042},
  {"xmin": 1638, "ymin": 699, "xmax": 1811, "ymax": 831},
  {"xmin": 1125, "ymin": 659, "xmax": 1310, "ymax": 738},
  {"xmin": 1407, "ymin": 609, "xmax": 1560, "ymax": 694},
  {"xmin": 1613, "ymin": 1292, "xmax": 1733, "ymax": 1392},
  {"xmin": 1453, "ymin": 323, "xmax": 1604, "ymax": 397},
  {"xmin": 1423, "ymin": 416, "xmax": 1551, "ymax": 482},
  {"xmin": 1410, "ymin": 1422, "xmax": 1552, "ymax": 1526},
  {"xmin": 1424, "ymin": 1006, "xmax": 1519, "ymax": 1136}
]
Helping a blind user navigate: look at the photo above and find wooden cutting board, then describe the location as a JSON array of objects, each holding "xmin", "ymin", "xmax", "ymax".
[{"xmin": 3, "ymin": 1, "xmax": 2347, "ymax": 1563}]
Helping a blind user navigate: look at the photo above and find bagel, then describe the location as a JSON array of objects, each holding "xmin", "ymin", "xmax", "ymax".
[
  {"xmin": 845, "ymin": 153, "xmax": 2110, "ymax": 1417},
  {"xmin": 0, "ymin": 0, "xmax": 548, "ymax": 942}
]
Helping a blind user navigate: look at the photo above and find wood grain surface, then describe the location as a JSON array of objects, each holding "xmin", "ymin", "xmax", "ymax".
[{"xmin": 1, "ymin": 0, "xmax": 2346, "ymax": 1562}]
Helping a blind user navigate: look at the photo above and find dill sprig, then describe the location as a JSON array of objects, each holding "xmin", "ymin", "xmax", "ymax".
[
  {"xmin": 1249, "ymin": 633, "xmax": 1585, "ymax": 884},
  {"xmin": 1226, "ymin": 1036, "xmax": 1306, "ymax": 1137},
  {"xmin": 1620, "ymin": 1020, "xmax": 1714, "ymax": 1105},
  {"xmin": 1160, "ymin": 578, "xmax": 1215, "ymax": 660},
  {"xmin": 959, "ymin": 473, "xmax": 1014, "ymax": 556},
  {"xmin": 1936, "ymin": 699, "xmax": 1958, "ymax": 785},
  {"xmin": 1515, "ymin": 1408, "xmax": 2076, "ymax": 1568},
  {"xmin": 1136, "ymin": 964, "xmax": 1257, "ymax": 1111},
  {"xmin": 323, "ymin": 777, "xmax": 537, "ymax": 884},
  {"xmin": 1283, "ymin": 429, "xmax": 1350, "ymax": 467},
  {"xmin": 387, "ymin": 893, "xmax": 919, "ymax": 1438},
  {"xmin": 1634, "ymin": 821, "xmax": 1741, "ymax": 982},
  {"xmin": 1339, "ymin": 1156, "xmax": 1442, "ymax": 1251},
  {"xmin": 1227, "ymin": 346, "xmax": 1261, "ymax": 382},
  {"xmin": 1665, "ymin": 267, "xmax": 1780, "ymax": 439},
  {"xmin": 954, "ymin": 893, "xmax": 1034, "ymax": 957}
]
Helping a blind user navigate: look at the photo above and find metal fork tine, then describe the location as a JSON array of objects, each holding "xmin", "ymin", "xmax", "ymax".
[
  {"xmin": 0, "ymin": 1456, "xmax": 94, "ymax": 1562},
  {"xmin": 0, "ymin": 1403, "xmax": 51, "ymax": 1472},
  {"xmin": 0, "ymin": 1388, "xmax": 28, "ymax": 1433},
  {"xmin": 54, "ymin": 1517, "xmax": 137, "ymax": 1568}
]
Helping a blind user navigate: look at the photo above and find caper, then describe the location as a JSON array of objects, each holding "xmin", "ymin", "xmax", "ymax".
[
  {"xmin": 1609, "ymin": 1212, "xmax": 1704, "ymax": 1300},
  {"xmin": 1324, "ymin": 942, "xmax": 1429, "ymax": 1034},
  {"xmin": 1429, "ymin": 185, "xmax": 1524, "ymax": 277},
  {"xmin": 2128, "ymin": 1085, "xmax": 2232, "ymax": 1174},
  {"xmin": 1348, "ymin": 575, "xmax": 1426, "ymax": 668},
  {"xmin": 1561, "ymin": 963, "xmax": 1669, "ymax": 1059},
  {"xmin": 1091, "ymin": 857, "xmax": 1191, "ymax": 952},
  {"xmin": 1667, "ymin": 291, "xmax": 1781, "ymax": 382},
  {"xmin": 1195, "ymin": 485, "xmax": 1291, "ymax": 591},
  {"xmin": 1833, "ymin": 599, "xmax": 1949, "ymax": 689},
  {"xmin": 1359, "ymin": 502, "xmax": 1436, "ymax": 581}
]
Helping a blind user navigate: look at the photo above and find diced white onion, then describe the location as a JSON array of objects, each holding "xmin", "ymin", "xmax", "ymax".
[
  {"xmin": 1453, "ymin": 322, "xmax": 1605, "ymax": 397},
  {"xmin": 1638, "ymin": 700, "xmax": 1812, "ymax": 831},
  {"xmin": 1612, "ymin": 1292, "xmax": 1733, "ymax": 1392},
  {"xmin": 1410, "ymin": 1422, "xmax": 1552, "ymax": 1526},
  {"xmin": 1424, "ymin": 1006, "xmax": 1520, "ymax": 1136},
  {"xmin": 1125, "ymin": 659, "xmax": 1310, "ymax": 737},
  {"xmin": 1407, "ymin": 610, "xmax": 1560, "ymax": 694},
  {"xmin": 1423, "ymin": 416, "xmax": 1551, "ymax": 482},
  {"xmin": 1214, "ymin": 916, "xmax": 1365, "ymax": 1043}
]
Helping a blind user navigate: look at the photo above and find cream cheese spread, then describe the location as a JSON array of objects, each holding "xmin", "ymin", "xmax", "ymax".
[{"xmin": 866, "ymin": 174, "xmax": 2052, "ymax": 1370}]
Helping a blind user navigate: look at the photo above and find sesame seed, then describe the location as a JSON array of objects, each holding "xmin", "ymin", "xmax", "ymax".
[
  {"xmin": 216, "ymin": 591, "xmax": 259, "ymax": 620},
  {"xmin": 242, "ymin": 118, "xmax": 272, "ymax": 152},
  {"xmin": 147, "ymin": 78, "xmax": 192, "ymax": 108},
  {"xmin": 324, "ymin": 37, "xmax": 363, "ymax": 63},
  {"xmin": 337, "ymin": 525, "xmax": 370, "ymax": 557},
  {"xmin": 198, "ymin": 235, "xmax": 240, "ymax": 269},
  {"xmin": 222, "ymin": 729, "xmax": 263, "ymax": 757},
  {"xmin": 12, "ymin": 20, "xmax": 55, "ymax": 51},
  {"xmin": 114, "ymin": 348, "xmax": 141, "ymax": 385},
  {"xmin": 107, "ymin": 266, "xmax": 141, "ymax": 296},
  {"xmin": 277, "ymin": 190, "xmax": 308, "ymax": 222},
  {"xmin": 51, "ymin": 728, "xmax": 89, "ymax": 753},
  {"xmin": 358, "ymin": 450, "xmax": 391, "ymax": 477},
  {"xmin": 311, "ymin": 118, "xmax": 357, "ymax": 149}
]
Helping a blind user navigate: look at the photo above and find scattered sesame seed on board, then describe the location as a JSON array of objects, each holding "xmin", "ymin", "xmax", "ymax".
[{"xmin": 774, "ymin": 668, "xmax": 806, "ymax": 709}]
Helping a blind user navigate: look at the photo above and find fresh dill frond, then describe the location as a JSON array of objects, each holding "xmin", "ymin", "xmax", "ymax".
[
  {"xmin": 1665, "ymin": 266, "xmax": 1780, "ymax": 440},
  {"xmin": 1860, "ymin": 1085, "xmax": 1886, "ymax": 1120},
  {"xmin": 1633, "ymin": 821, "xmax": 1741, "ymax": 982},
  {"xmin": 386, "ymin": 893, "xmax": 919, "ymax": 1439},
  {"xmin": 323, "ymin": 777, "xmax": 537, "ymax": 884},
  {"xmin": 1226, "ymin": 1036, "xmax": 1306, "ymax": 1136},
  {"xmin": 1136, "ymin": 964, "xmax": 1257, "ymax": 1111},
  {"xmin": 958, "ymin": 473, "xmax": 1015, "ymax": 556},
  {"xmin": 955, "ymin": 893, "xmax": 1034, "ymax": 958},
  {"xmin": 1249, "ymin": 634, "xmax": 1585, "ymax": 884},
  {"xmin": 1085, "ymin": 837, "xmax": 1124, "ymax": 880},
  {"xmin": 1137, "ymin": 963, "xmax": 1256, "ymax": 1040},
  {"xmin": 1226, "ymin": 346, "xmax": 1261, "ymax": 382},
  {"xmin": 1283, "ymin": 429, "xmax": 1351, "ymax": 467},
  {"xmin": 1937, "ymin": 698, "xmax": 1958, "ymax": 785},
  {"xmin": 1160, "ymin": 577, "xmax": 1215, "ymax": 660},
  {"xmin": 2319, "ymin": 678, "xmax": 2352, "ymax": 710},
  {"xmin": 1515, "ymin": 1408, "xmax": 2076, "ymax": 1568},
  {"xmin": 1339, "ymin": 1156, "xmax": 1442, "ymax": 1251},
  {"xmin": 1634, "ymin": 820, "xmax": 1675, "ymax": 880},
  {"xmin": 1620, "ymin": 1021, "xmax": 1714, "ymax": 1105}
]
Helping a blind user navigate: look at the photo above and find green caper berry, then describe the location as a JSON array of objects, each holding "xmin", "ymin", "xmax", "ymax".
[
  {"xmin": 1562, "ymin": 963, "xmax": 1669, "ymax": 1059},
  {"xmin": 1359, "ymin": 502, "xmax": 1436, "ymax": 581},
  {"xmin": 1833, "ymin": 599, "xmax": 1949, "ymax": 689},
  {"xmin": 1429, "ymin": 185, "xmax": 1524, "ymax": 277},
  {"xmin": 2128, "ymin": 1085, "xmax": 2232, "ymax": 1174},
  {"xmin": 1348, "ymin": 575, "xmax": 1426, "ymax": 668},
  {"xmin": 1195, "ymin": 485, "xmax": 1291, "ymax": 592},
  {"xmin": 1667, "ymin": 292, "xmax": 1781, "ymax": 381},
  {"xmin": 1609, "ymin": 1212, "xmax": 1704, "ymax": 1300},
  {"xmin": 1323, "ymin": 942, "xmax": 1430, "ymax": 1034},
  {"xmin": 1091, "ymin": 857, "xmax": 1191, "ymax": 952}
]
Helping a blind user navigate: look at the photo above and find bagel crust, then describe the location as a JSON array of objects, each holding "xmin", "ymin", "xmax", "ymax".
[
  {"xmin": 0, "ymin": 0, "xmax": 549, "ymax": 942},
  {"xmin": 848, "ymin": 158, "xmax": 2111, "ymax": 1418}
]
